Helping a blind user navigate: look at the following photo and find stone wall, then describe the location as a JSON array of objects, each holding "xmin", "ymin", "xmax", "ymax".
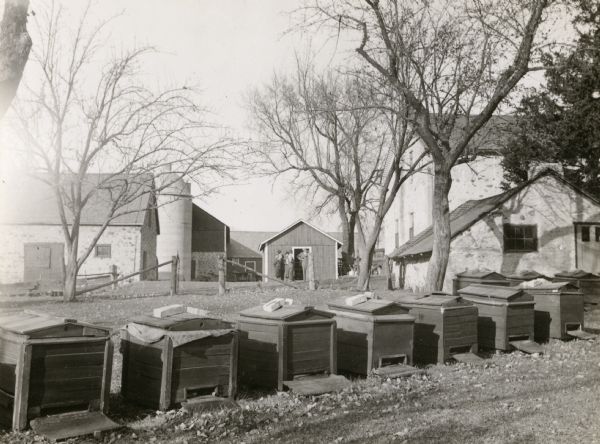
[
  {"xmin": 191, "ymin": 251, "xmax": 222, "ymax": 281},
  {"xmin": 0, "ymin": 225, "xmax": 145, "ymax": 284}
]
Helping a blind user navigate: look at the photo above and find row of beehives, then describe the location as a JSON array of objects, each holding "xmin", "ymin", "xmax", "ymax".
[{"xmin": 0, "ymin": 279, "xmax": 594, "ymax": 438}]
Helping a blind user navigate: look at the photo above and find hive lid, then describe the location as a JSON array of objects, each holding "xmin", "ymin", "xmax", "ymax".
[
  {"xmin": 239, "ymin": 305, "xmax": 334, "ymax": 321},
  {"xmin": 129, "ymin": 312, "xmax": 230, "ymax": 331},
  {"xmin": 400, "ymin": 292, "xmax": 469, "ymax": 307},
  {"xmin": 0, "ymin": 311, "xmax": 109, "ymax": 337},
  {"xmin": 522, "ymin": 282, "xmax": 582, "ymax": 293},
  {"xmin": 455, "ymin": 270, "xmax": 507, "ymax": 280},
  {"xmin": 458, "ymin": 284, "xmax": 533, "ymax": 301},
  {"xmin": 506, "ymin": 270, "xmax": 548, "ymax": 280},
  {"xmin": 327, "ymin": 297, "xmax": 407, "ymax": 315},
  {"xmin": 554, "ymin": 269, "xmax": 600, "ymax": 280}
]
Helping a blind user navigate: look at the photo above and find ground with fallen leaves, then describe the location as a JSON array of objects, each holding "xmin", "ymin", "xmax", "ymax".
[{"xmin": 1, "ymin": 281, "xmax": 599, "ymax": 443}]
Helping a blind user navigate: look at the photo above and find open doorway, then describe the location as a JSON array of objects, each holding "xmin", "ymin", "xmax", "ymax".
[{"xmin": 292, "ymin": 247, "xmax": 311, "ymax": 281}]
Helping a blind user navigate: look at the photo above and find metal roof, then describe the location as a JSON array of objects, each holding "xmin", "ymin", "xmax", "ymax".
[
  {"xmin": 554, "ymin": 270, "xmax": 600, "ymax": 280},
  {"xmin": 128, "ymin": 312, "xmax": 232, "ymax": 331},
  {"xmin": 523, "ymin": 282, "xmax": 581, "ymax": 293},
  {"xmin": 400, "ymin": 292, "xmax": 471, "ymax": 308},
  {"xmin": 0, "ymin": 312, "xmax": 108, "ymax": 336},
  {"xmin": 506, "ymin": 270, "xmax": 549, "ymax": 280},
  {"xmin": 326, "ymin": 297, "xmax": 406, "ymax": 315},
  {"xmin": 258, "ymin": 220, "xmax": 343, "ymax": 251},
  {"xmin": 238, "ymin": 305, "xmax": 334, "ymax": 321},
  {"xmin": 458, "ymin": 284, "xmax": 532, "ymax": 301},
  {"xmin": 456, "ymin": 270, "xmax": 507, "ymax": 280}
]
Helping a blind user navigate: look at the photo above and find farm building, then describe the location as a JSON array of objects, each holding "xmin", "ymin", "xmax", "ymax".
[
  {"xmin": 259, "ymin": 220, "xmax": 342, "ymax": 282},
  {"xmin": 0, "ymin": 173, "xmax": 159, "ymax": 285},
  {"xmin": 391, "ymin": 171, "xmax": 600, "ymax": 293},
  {"xmin": 227, "ymin": 233, "xmax": 263, "ymax": 281}
]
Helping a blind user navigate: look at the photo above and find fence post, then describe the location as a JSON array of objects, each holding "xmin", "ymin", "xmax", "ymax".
[
  {"xmin": 218, "ymin": 256, "xmax": 226, "ymax": 296},
  {"xmin": 110, "ymin": 265, "xmax": 118, "ymax": 290},
  {"xmin": 170, "ymin": 256, "xmax": 179, "ymax": 296},
  {"xmin": 308, "ymin": 251, "xmax": 316, "ymax": 290},
  {"xmin": 385, "ymin": 256, "xmax": 393, "ymax": 290}
]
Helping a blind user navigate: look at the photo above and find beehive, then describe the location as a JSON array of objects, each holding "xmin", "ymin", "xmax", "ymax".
[
  {"xmin": 452, "ymin": 270, "xmax": 510, "ymax": 295},
  {"xmin": 0, "ymin": 312, "xmax": 113, "ymax": 431},
  {"xmin": 523, "ymin": 282, "xmax": 584, "ymax": 341},
  {"xmin": 237, "ymin": 305, "xmax": 336, "ymax": 391},
  {"xmin": 326, "ymin": 297, "xmax": 415, "ymax": 375},
  {"xmin": 398, "ymin": 293, "xmax": 478, "ymax": 364},
  {"xmin": 458, "ymin": 284, "xmax": 535, "ymax": 350},
  {"xmin": 120, "ymin": 312, "xmax": 237, "ymax": 410},
  {"xmin": 505, "ymin": 270, "xmax": 549, "ymax": 286},
  {"xmin": 553, "ymin": 270, "xmax": 600, "ymax": 306}
]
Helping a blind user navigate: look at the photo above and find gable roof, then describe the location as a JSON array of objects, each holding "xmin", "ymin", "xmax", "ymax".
[
  {"xmin": 228, "ymin": 238, "xmax": 262, "ymax": 259},
  {"xmin": 391, "ymin": 170, "xmax": 600, "ymax": 260},
  {"xmin": 258, "ymin": 219, "xmax": 343, "ymax": 251},
  {"xmin": 230, "ymin": 231, "xmax": 275, "ymax": 254},
  {"xmin": 0, "ymin": 173, "xmax": 156, "ymax": 227}
]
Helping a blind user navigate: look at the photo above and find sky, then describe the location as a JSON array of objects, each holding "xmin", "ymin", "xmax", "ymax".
[
  {"xmin": 0, "ymin": 1, "xmax": 574, "ymax": 232},
  {"xmin": 0, "ymin": 0, "xmax": 347, "ymax": 232}
]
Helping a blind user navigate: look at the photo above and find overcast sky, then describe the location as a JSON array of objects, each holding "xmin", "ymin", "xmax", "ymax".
[{"xmin": 0, "ymin": 1, "xmax": 572, "ymax": 232}]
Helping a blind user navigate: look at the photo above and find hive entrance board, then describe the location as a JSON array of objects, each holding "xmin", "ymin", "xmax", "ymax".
[
  {"xmin": 509, "ymin": 340, "xmax": 544, "ymax": 354},
  {"xmin": 372, "ymin": 364, "xmax": 424, "ymax": 378},
  {"xmin": 566, "ymin": 329, "xmax": 596, "ymax": 340},
  {"xmin": 283, "ymin": 375, "xmax": 350, "ymax": 395},
  {"xmin": 30, "ymin": 411, "xmax": 119, "ymax": 441},
  {"xmin": 451, "ymin": 353, "xmax": 484, "ymax": 364}
]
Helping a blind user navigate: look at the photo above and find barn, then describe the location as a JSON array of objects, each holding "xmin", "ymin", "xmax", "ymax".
[
  {"xmin": 391, "ymin": 171, "xmax": 600, "ymax": 293},
  {"xmin": 259, "ymin": 220, "xmax": 342, "ymax": 282}
]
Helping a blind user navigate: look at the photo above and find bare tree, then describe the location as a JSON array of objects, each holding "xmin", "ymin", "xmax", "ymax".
[
  {"xmin": 248, "ymin": 61, "xmax": 424, "ymax": 289},
  {"xmin": 0, "ymin": 0, "xmax": 31, "ymax": 118},
  {"xmin": 13, "ymin": 4, "xmax": 229, "ymax": 301},
  {"xmin": 304, "ymin": 0, "xmax": 554, "ymax": 290}
]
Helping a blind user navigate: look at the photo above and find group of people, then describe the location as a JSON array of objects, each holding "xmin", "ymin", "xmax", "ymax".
[{"xmin": 274, "ymin": 248, "xmax": 309, "ymax": 281}]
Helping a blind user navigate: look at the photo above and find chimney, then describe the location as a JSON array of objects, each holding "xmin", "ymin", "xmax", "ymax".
[{"xmin": 527, "ymin": 162, "xmax": 563, "ymax": 180}]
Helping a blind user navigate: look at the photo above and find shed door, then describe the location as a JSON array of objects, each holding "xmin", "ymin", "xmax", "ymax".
[
  {"xmin": 575, "ymin": 224, "xmax": 600, "ymax": 273},
  {"xmin": 24, "ymin": 243, "xmax": 64, "ymax": 283}
]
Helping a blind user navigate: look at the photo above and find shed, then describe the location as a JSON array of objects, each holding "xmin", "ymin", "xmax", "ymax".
[
  {"xmin": 505, "ymin": 270, "xmax": 549, "ymax": 286},
  {"xmin": 0, "ymin": 312, "xmax": 114, "ymax": 434},
  {"xmin": 398, "ymin": 293, "xmax": 479, "ymax": 364},
  {"xmin": 326, "ymin": 297, "xmax": 415, "ymax": 375},
  {"xmin": 458, "ymin": 284, "xmax": 536, "ymax": 351},
  {"xmin": 552, "ymin": 270, "xmax": 600, "ymax": 306},
  {"xmin": 522, "ymin": 282, "xmax": 586, "ymax": 341},
  {"xmin": 452, "ymin": 270, "xmax": 509, "ymax": 295},
  {"xmin": 120, "ymin": 312, "xmax": 237, "ymax": 410},
  {"xmin": 259, "ymin": 220, "xmax": 342, "ymax": 282},
  {"xmin": 237, "ymin": 305, "xmax": 338, "ymax": 391}
]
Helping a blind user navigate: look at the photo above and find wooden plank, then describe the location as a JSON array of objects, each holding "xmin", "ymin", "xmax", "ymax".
[
  {"xmin": 277, "ymin": 324, "xmax": 287, "ymax": 391},
  {"xmin": 373, "ymin": 364, "xmax": 425, "ymax": 378},
  {"xmin": 510, "ymin": 340, "xmax": 544, "ymax": 354},
  {"xmin": 229, "ymin": 334, "xmax": 238, "ymax": 399},
  {"xmin": 30, "ymin": 410, "xmax": 119, "ymax": 441},
  {"xmin": 566, "ymin": 329, "xmax": 596, "ymax": 340},
  {"xmin": 100, "ymin": 339, "xmax": 113, "ymax": 413},
  {"xmin": 159, "ymin": 338, "xmax": 173, "ymax": 410},
  {"xmin": 181, "ymin": 395, "xmax": 238, "ymax": 413},
  {"xmin": 283, "ymin": 374, "xmax": 350, "ymax": 395},
  {"xmin": 451, "ymin": 353, "xmax": 485, "ymax": 365},
  {"xmin": 12, "ymin": 343, "xmax": 32, "ymax": 431}
]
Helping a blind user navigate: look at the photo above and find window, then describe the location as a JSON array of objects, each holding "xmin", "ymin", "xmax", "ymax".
[
  {"xmin": 582, "ymin": 226, "xmax": 590, "ymax": 242},
  {"xmin": 503, "ymin": 224, "xmax": 537, "ymax": 252},
  {"xmin": 244, "ymin": 261, "xmax": 256, "ymax": 270},
  {"xmin": 596, "ymin": 227, "xmax": 600, "ymax": 242},
  {"xmin": 95, "ymin": 244, "xmax": 111, "ymax": 258}
]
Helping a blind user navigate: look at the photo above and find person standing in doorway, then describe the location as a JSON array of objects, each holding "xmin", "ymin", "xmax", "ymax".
[
  {"xmin": 285, "ymin": 250, "xmax": 295, "ymax": 281},
  {"xmin": 297, "ymin": 249, "xmax": 309, "ymax": 281},
  {"xmin": 274, "ymin": 250, "xmax": 284, "ymax": 280}
]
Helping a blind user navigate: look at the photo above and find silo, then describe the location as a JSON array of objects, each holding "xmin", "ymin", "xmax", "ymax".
[{"xmin": 156, "ymin": 171, "xmax": 192, "ymax": 281}]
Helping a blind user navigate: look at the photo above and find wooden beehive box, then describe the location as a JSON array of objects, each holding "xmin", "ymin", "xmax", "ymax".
[
  {"xmin": 505, "ymin": 270, "xmax": 549, "ymax": 286},
  {"xmin": 326, "ymin": 297, "xmax": 415, "ymax": 375},
  {"xmin": 237, "ymin": 305, "xmax": 337, "ymax": 391},
  {"xmin": 398, "ymin": 293, "xmax": 478, "ymax": 364},
  {"xmin": 120, "ymin": 312, "xmax": 237, "ymax": 410},
  {"xmin": 0, "ymin": 312, "xmax": 113, "ymax": 432},
  {"xmin": 458, "ymin": 284, "xmax": 535, "ymax": 350},
  {"xmin": 553, "ymin": 270, "xmax": 600, "ymax": 307},
  {"xmin": 452, "ymin": 270, "xmax": 509, "ymax": 295},
  {"xmin": 522, "ymin": 282, "xmax": 584, "ymax": 341}
]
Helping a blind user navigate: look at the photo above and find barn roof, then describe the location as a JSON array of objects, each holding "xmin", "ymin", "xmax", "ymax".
[
  {"xmin": 0, "ymin": 173, "xmax": 156, "ymax": 227},
  {"xmin": 228, "ymin": 238, "xmax": 262, "ymax": 259},
  {"xmin": 258, "ymin": 220, "xmax": 343, "ymax": 251},
  {"xmin": 391, "ymin": 170, "xmax": 600, "ymax": 260}
]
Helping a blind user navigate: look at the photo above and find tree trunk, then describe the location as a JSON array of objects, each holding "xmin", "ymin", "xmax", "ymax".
[
  {"xmin": 425, "ymin": 165, "xmax": 452, "ymax": 291},
  {"xmin": 0, "ymin": 0, "xmax": 31, "ymax": 118},
  {"xmin": 356, "ymin": 241, "xmax": 375, "ymax": 291},
  {"xmin": 63, "ymin": 248, "xmax": 79, "ymax": 302},
  {"xmin": 339, "ymin": 204, "xmax": 356, "ymax": 275}
]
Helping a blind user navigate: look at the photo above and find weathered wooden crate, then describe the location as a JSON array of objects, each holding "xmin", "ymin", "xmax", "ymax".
[
  {"xmin": 326, "ymin": 297, "xmax": 415, "ymax": 375},
  {"xmin": 505, "ymin": 270, "xmax": 549, "ymax": 286},
  {"xmin": 523, "ymin": 282, "xmax": 584, "ymax": 341},
  {"xmin": 452, "ymin": 270, "xmax": 510, "ymax": 295},
  {"xmin": 398, "ymin": 293, "xmax": 478, "ymax": 364},
  {"xmin": 458, "ymin": 284, "xmax": 535, "ymax": 351},
  {"xmin": 0, "ymin": 312, "xmax": 113, "ymax": 432},
  {"xmin": 237, "ymin": 305, "xmax": 337, "ymax": 391},
  {"xmin": 120, "ymin": 313, "xmax": 237, "ymax": 410},
  {"xmin": 553, "ymin": 270, "xmax": 600, "ymax": 306}
]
